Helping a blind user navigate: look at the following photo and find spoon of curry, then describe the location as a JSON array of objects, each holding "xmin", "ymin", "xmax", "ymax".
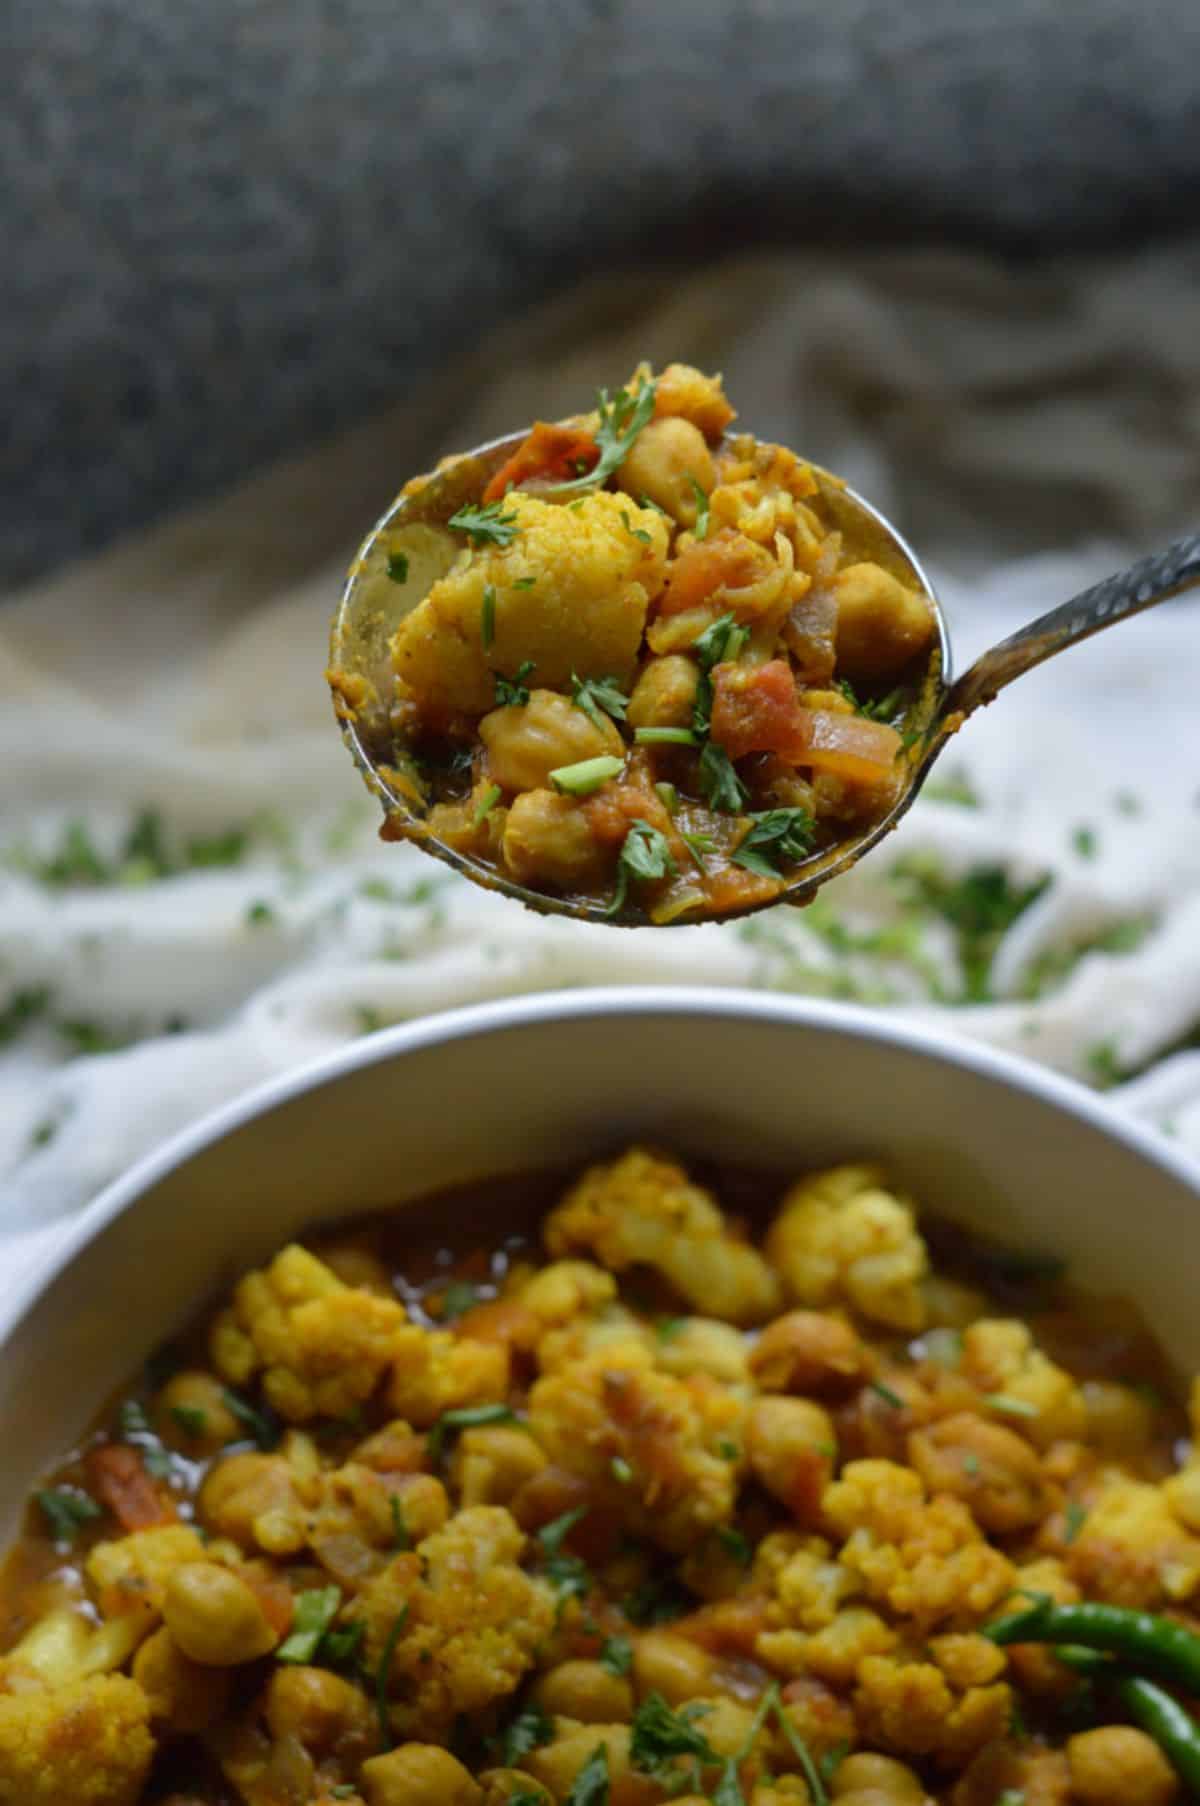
[{"xmin": 328, "ymin": 421, "xmax": 1199, "ymax": 928}]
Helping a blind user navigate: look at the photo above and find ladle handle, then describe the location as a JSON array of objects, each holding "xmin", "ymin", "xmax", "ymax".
[{"xmin": 941, "ymin": 530, "xmax": 1200, "ymax": 723}]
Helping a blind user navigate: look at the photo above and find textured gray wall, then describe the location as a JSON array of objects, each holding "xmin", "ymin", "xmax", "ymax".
[{"xmin": 5, "ymin": 0, "xmax": 1200, "ymax": 588}]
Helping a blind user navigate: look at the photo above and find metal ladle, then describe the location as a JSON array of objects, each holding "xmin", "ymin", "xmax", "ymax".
[{"xmin": 328, "ymin": 426, "xmax": 1200, "ymax": 926}]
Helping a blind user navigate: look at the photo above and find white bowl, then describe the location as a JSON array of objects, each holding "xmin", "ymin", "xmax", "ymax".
[{"xmin": 3, "ymin": 987, "xmax": 1199, "ymax": 1538}]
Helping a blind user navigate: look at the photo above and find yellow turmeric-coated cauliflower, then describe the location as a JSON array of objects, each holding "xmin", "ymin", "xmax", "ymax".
[
  {"xmin": 526, "ymin": 1344, "xmax": 737, "ymax": 1552},
  {"xmin": 210, "ymin": 1243, "xmax": 409, "ymax": 1423},
  {"xmin": 822, "ymin": 1460, "xmax": 1016, "ymax": 1629},
  {"xmin": 1066, "ymin": 1473, "xmax": 1200, "ymax": 1608},
  {"xmin": 544, "ymin": 1147, "xmax": 781, "ymax": 1326},
  {"xmin": 764, "ymin": 1165, "xmax": 929, "ymax": 1332},
  {"xmin": 390, "ymin": 491, "xmax": 669, "ymax": 728},
  {"xmin": 0, "ymin": 1674, "xmax": 154, "ymax": 1806},
  {"xmin": 388, "ymin": 1323, "xmax": 509, "ymax": 1427},
  {"xmin": 852, "ymin": 1651, "xmax": 1012, "ymax": 1765},
  {"xmin": 86, "ymin": 1524, "xmax": 208, "ymax": 1624},
  {"xmin": 960, "ymin": 1320, "xmax": 1086, "ymax": 1449},
  {"xmin": 349, "ymin": 1506, "xmax": 554, "ymax": 1737}
]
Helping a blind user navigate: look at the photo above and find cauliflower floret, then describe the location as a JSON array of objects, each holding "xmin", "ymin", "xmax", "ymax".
[
  {"xmin": 822, "ymin": 1460, "xmax": 1015, "ymax": 1629},
  {"xmin": 655, "ymin": 1318, "xmax": 750, "ymax": 1386},
  {"xmin": 518, "ymin": 1260, "xmax": 618, "ymax": 1327},
  {"xmin": 0, "ymin": 1674, "xmax": 154, "ymax": 1806},
  {"xmin": 651, "ymin": 362, "xmax": 736, "ymax": 440},
  {"xmin": 86, "ymin": 1524, "xmax": 208, "ymax": 1625},
  {"xmin": 211, "ymin": 1243, "xmax": 409, "ymax": 1423},
  {"xmin": 480, "ymin": 689, "xmax": 624, "ymax": 793},
  {"xmin": 761, "ymin": 1535, "xmax": 860, "ymax": 1636},
  {"xmin": 960, "ymin": 1320, "xmax": 1087, "ymax": 1449},
  {"xmin": 852, "ymin": 1652, "xmax": 1011, "ymax": 1766},
  {"xmin": 527, "ymin": 1345, "xmax": 737, "ymax": 1552},
  {"xmin": 535, "ymin": 1303, "xmax": 654, "ymax": 1375},
  {"xmin": 0, "ymin": 1607, "xmax": 145, "ymax": 1692},
  {"xmin": 388, "ymin": 1323, "xmax": 509, "ymax": 1427},
  {"xmin": 759, "ymin": 1604, "xmax": 897, "ymax": 1686},
  {"xmin": 545, "ymin": 1146, "xmax": 780, "ymax": 1326},
  {"xmin": 765, "ymin": 1165, "xmax": 928, "ymax": 1332},
  {"xmin": 1067, "ymin": 1473, "xmax": 1200, "ymax": 1607},
  {"xmin": 349, "ymin": 1507, "xmax": 554, "ymax": 1737},
  {"xmin": 391, "ymin": 491, "xmax": 668, "ymax": 728}
]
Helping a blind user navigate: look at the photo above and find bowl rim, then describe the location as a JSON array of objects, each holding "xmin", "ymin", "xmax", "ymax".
[{"xmin": 6, "ymin": 986, "xmax": 1199, "ymax": 1350}]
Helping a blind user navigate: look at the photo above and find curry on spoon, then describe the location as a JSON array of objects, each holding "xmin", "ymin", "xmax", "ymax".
[{"xmin": 328, "ymin": 364, "xmax": 1198, "ymax": 927}]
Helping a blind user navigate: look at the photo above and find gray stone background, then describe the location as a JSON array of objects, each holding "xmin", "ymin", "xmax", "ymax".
[{"xmin": 5, "ymin": 0, "xmax": 1200, "ymax": 590}]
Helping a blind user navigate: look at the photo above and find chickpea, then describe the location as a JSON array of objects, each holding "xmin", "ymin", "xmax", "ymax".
[
  {"xmin": 360, "ymin": 1743, "xmax": 483, "ymax": 1806},
  {"xmin": 832, "ymin": 562, "xmax": 936, "ymax": 686},
  {"xmin": 1067, "ymin": 1726, "xmax": 1178, "ymax": 1806},
  {"xmin": 527, "ymin": 1725, "xmax": 636, "ymax": 1802},
  {"xmin": 264, "ymin": 1664, "xmax": 374, "ymax": 1761},
  {"xmin": 533, "ymin": 1658, "xmax": 634, "ymax": 1723},
  {"xmin": 477, "ymin": 1771, "xmax": 553, "ymax": 1806},
  {"xmin": 1082, "ymin": 1380, "xmax": 1156, "ymax": 1460},
  {"xmin": 745, "ymin": 1396, "xmax": 836, "ymax": 1516},
  {"xmin": 132, "ymin": 1625, "xmax": 230, "ymax": 1732},
  {"xmin": 154, "ymin": 1370, "xmax": 242, "ymax": 1455},
  {"xmin": 831, "ymin": 1751, "xmax": 925, "ymax": 1802},
  {"xmin": 451, "ymin": 1424, "xmax": 548, "ymax": 1508},
  {"xmin": 633, "ymin": 1629, "xmax": 714, "ymax": 1704},
  {"xmin": 199, "ymin": 1451, "xmax": 311, "ymax": 1554},
  {"xmin": 502, "ymin": 790, "xmax": 614, "ymax": 891},
  {"xmin": 162, "ymin": 1561, "xmax": 278, "ymax": 1666},
  {"xmin": 481, "ymin": 689, "xmax": 624, "ymax": 794},
  {"xmin": 617, "ymin": 415, "xmax": 715, "ymax": 524},
  {"xmin": 626, "ymin": 657, "xmax": 701, "ymax": 732},
  {"xmin": 319, "ymin": 1242, "xmax": 395, "ymax": 1295},
  {"xmin": 749, "ymin": 1312, "xmax": 867, "ymax": 1398},
  {"xmin": 907, "ymin": 1411, "xmax": 1047, "ymax": 1533}
]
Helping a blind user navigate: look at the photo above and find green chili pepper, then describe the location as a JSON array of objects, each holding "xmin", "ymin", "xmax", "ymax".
[
  {"xmin": 984, "ymin": 1595, "xmax": 1200, "ymax": 1695},
  {"xmin": 1052, "ymin": 1645, "xmax": 1200, "ymax": 1795}
]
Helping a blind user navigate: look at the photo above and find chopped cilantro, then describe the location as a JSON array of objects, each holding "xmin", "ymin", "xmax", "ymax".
[
  {"xmin": 512, "ymin": 575, "xmax": 537, "ymax": 589},
  {"xmin": 58, "ymin": 1018, "xmax": 125, "ymax": 1056},
  {"xmin": 278, "ymin": 1586, "xmax": 342, "ymax": 1663},
  {"xmin": 494, "ymin": 660, "xmax": 536, "ymax": 708},
  {"xmin": 681, "ymin": 831, "xmax": 716, "ymax": 869},
  {"xmin": 550, "ymin": 755, "xmax": 624, "ymax": 797},
  {"xmin": 0, "ymin": 985, "xmax": 51, "ymax": 1045},
  {"xmin": 630, "ymin": 1692, "xmax": 715, "ymax": 1778},
  {"xmin": 606, "ymin": 819, "xmax": 676, "ymax": 917},
  {"xmin": 498, "ymin": 1704, "xmax": 555, "ymax": 1766},
  {"xmin": 600, "ymin": 1634, "xmax": 634, "ymax": 1676},
  {"xmin": 221, "ymin": 1387, "xmax": 282, "ymax": 1450},
  {"xmin": 697, "ymin": 742, "xmax": 748, "ymax": 813},
  {"xmin": 386, "ymin": 551, "xmax": 409, "ymax": 583},
  {"xmin": 923, "ymin": 769, "xmax": 981, "ymax": 808},
  {"xmin": 321, "ymin": 1618, "xmax": 366, "ymax": 1671},
  {"xmin": 692, "ymin": 611, "xmax": 745, "ymax": 670},
  {"xmin": 1114, "ymin": 790, "xmax": 1141, "ymax": 816},
  {"xmin": 427, "ymin": 1402, "xmax": 517, "ymax": 1463},
  {"xmin": 689, "ymin": 476, "xmax": 710, "ymax": 539},
  {"xmin": 448, "ymin": 500, "xmax": 519, "ymax": 547},
  {"xmin": 837, "ymin": 678, "xmax": 904, "ymax": 722},
  {"xmin": 657, "ymin": 1317, "xmax": 686, "ymax": 1342},
  {"xmin": 29, "ymin": 1118, "xmax": 58, "ymax": 1149},
  {"xmin": 538, "ymin": 1505, "xmax": 589, "ymax": 1555},
  {"xmin": 611, "ymin": 1455, "xmax": 634, "ymax": 1485},
  {"xmin": 549, "ymin": 377, "xmax": 658, "ymax": 494},
  {"xmin": 571, "ymin": 672, "xmax": 630, "ymax": 732},
  {"xmin": 473, "ymin": 783, "xmax": 502, "ymax": 826},
  {"xmin": 620, "ymin": 507, "xmax": 653, "ymax": 545},
  {"xmin": 962, "ymin": 1451, "xmax": 981, "ymax": 1477},
  {"xmin": 438, "ymin": 1280, "xmax": 481, "ymax": 1320},
  {"xmin": 869, "ymin": 1380, "xmax": 904, "ymax": 1409},
  {"xmin": 623, "ymin": 1573, "xmax": 692, "ymax": 1624},
  {"xmin": 1064, "ymin": 1500, "xmax": 1088, "ymax": 1545},
  {"xmin": 564, "ymin": 1743, "xmax": 610, "ymax": 1806},
  {"xmin": 715, "ymin": 1525, "xmax": 751, "ymax": 1566},
  {"xmin": 771, "ymin": 1689, "xmax": 830, "ymax": 1806},
  {"xmin": 390, "ymin": 1494, "xmax": 409, "ymax": 1551},
  {"xmin": 654, "ymin": 781, "xmax": 679, "ymax": 814},
  {"xmin": 245, "ymin": 900, "xmax": 275, "ymax": 927},
  {"xmin": 731, "ymin": 808, "xmax": 814, "ymax": 878},
  {"xmin": 717, "ymin": 1438, "xmax": 739, "ymax": 1462},
  {"xmin": 186, "ymin": 827, "xmax": 248, "ymax": 868},
  {"xmin": 37, "ymin": 1486, "xmax": 102, "ymax": 1544},
  {"xmin": 481, "ymin": 584, "xmax": 496, "ymax": 649},
  {"xmin": 890, "ymin": 854, "xmax": 1050, "ymax": 1003},
  {"xmin": 170, "ymin": 1405, "xmax": 208, "ymax": 1438},
  {"xmin": 996, "ymin": 1793, "xmax": 1026, "ymax": 1806},
  {"xmin": 1086, "ymin": 1039, "xmax": 1126, "ymax": 1089},
  {"xmin": 1072, "ymin": 824, "xmax": 1098, "ymax": 859}
]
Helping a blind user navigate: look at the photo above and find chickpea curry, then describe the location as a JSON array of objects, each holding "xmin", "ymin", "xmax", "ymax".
[
  {"xmin": 329, "ymin": 366, "xmax": 940, "ymax": 923},
  {"xmin": 3, "ymin": 1149, "xmax": 1198, "ymax": 1806}
]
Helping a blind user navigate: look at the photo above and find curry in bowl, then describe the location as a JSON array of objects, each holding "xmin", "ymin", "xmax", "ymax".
[
  {"xmin": 1, "ymin": 1148, "xmax": 1196, "ymax": 1804},
  {"xmin": 328, "ymin": 366, "xmax": 939, "ymax": 923}
]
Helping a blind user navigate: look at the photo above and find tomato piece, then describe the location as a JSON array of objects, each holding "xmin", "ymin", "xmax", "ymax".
[
  {"xmin": 710, "ymin": 659, "xmax": 812, "ymax": 762},
  {"xmin": 482, "ymin": 423, "xmax": 599, "ymax": 501},
  {"xmin": 800, "ymin": 707, "xmax": 902, "ymax": 785},
  {"xmin": 657, "ymin": 529, "xmax": 771, "ymax": 617},
  {"xmin": 86, "ymin": 1444, "xmax": 178, "ymax": 1531}
]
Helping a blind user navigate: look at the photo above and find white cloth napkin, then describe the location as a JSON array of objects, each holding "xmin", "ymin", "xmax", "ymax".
[{"xmin": 3, "ymin": 245, "xmax": 1199, "ymax": 1291}]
